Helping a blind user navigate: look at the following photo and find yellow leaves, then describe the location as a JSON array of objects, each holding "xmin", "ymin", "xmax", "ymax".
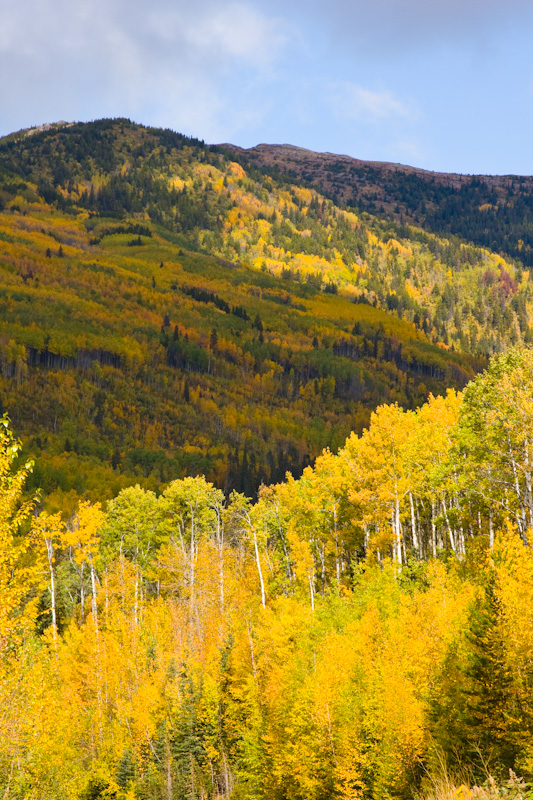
[
  {"xmin": 32, "ymin": 510, "xmax": 64, "ymax": 545},
  {"xmin": 228, "ymin": 161, "xmax": 246, "ymax": 179},
  {"xmin": 0, "ymin": 418, "xmax": 39, "ymax": 652},
  {"xmin": 287, "ymin": 525, "xmax": 315, "ymax": 591},
  {"xmin": 65, "ymin": 501, "xmax": 104, "ymax": 564},
  {"xmin": 341, "ymin": 403, "xmax": 413, "ymax": 541},
  {"xmin": 334, "ymin": 733, "xmax": 365, "ymax": 800}
]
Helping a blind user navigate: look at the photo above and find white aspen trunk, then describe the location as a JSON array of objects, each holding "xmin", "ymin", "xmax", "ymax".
[
  {"xmin": 454, "ymin": 493, "xmax": 465, "ymax": 557},
  {"xmin": 489, "ymin": 506, "xmax": 494, "ymax": 550},
  {"xmin": 394, "ymin": 497, "xmax": 402, "ymax": 566},
  {"xmin": 320, "ymin": 542, "xmax": 326, "ymax": 594},
  {"xmin": 219, "ymin": 543, "xmax": 224, "ymax": 616},
  {"xmin": 441, "ymin": 495, "xmax": 456, "ymax": 554},
  {"xmin": 459, "ymin": 523, "xmax": 465, "ymax": 557},
  {"xmin": 190, "ymin": 518, "xmax": 196, "ymax": 619},
  {"xmin": 252, "ymin": 526, "xmax": 266, "ymax": 609},
  {"xmin": 167, "ymin": 756, "xmax": 172, "ymax": 800},
  {"xmin": 45, "ymin": 537, "xmax": 57, "ymax": 642},
  {"xmin": 525, "ymin": 436, "xmax": 533, "ymax": 533},
  {"xmin": 415, "ymin": 499, "xmax": 424, "ymax": 559},
  {"xmin": 80, "ymin": 562, "xmax": 85, "ymax": 624},
  {"xmin": 308, "ymin": 572, "xmax": 315, "ymax": 612},
  {"xmin": 431, "ymin": 500, "xmax": 437, "ymax": 558},
  {"xmin": 134, "ymin": 572, "xmax": 139, "ymax": 627},
  {"xmin": 215, "ymin": 507, "xmax": 225, "ymax": 615},
  {"xmin": 120, "ymin": 553, "xmax": 126, "ymax": 611},
  {"xmin": 223, "ymin": 753, "xmax": 232, "ymax": 799},
  {"xmin": 89, "ymin": 559, "xmax": 98, "ymax": 635},
  {"xmin": 275, "ymin": 505, "xmax": 292, "ymax": 581},
  {"xmin": 409, "ymin": 492, "xmax": 418, "ymax": 552},
  {"xmin": 333, "ymin": 506, "xmax": 340, "ymax": 587},
  {"xmin": 104, "ymin": 569, "xmax": 109, "ymax": 625},
  {"xmin": 507, "ymin": 430, "xmax": 527, "ymax": 538}
]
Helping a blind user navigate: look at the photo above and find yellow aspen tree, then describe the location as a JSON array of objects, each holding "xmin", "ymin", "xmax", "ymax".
[
  {"xmin": 230, "ymin": 491, "xmax": 267, "ymax": 609},
  {"xmin": 161, "ymin": 477, "xmax": 225, "ymax": 619},
  {"xmin": 406, "ymin": 390, "xmax": 462, "ymax": 558},
  {"xmin": 0, "ymin": 416, "xmax": 38, "ymax": 652},
  {"xmin": 341, "ymin": 404, "xmax": 416, "ymax": 564},
  {"xmin": 65, "ymin": 501, "xmax": 105, "ymax": 630}
]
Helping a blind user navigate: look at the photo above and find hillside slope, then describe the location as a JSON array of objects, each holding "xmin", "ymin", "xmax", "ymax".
[
  {"xmin": 222, "ymin": 141, "xmax": 533, "ymax": 268},
  {"xmin": 2, "ymin": 119, "xmax": 531, "ymax": 357},
  {"xmin": 0, "ymin": 119, "xmax": 488, "ymax": 507}
]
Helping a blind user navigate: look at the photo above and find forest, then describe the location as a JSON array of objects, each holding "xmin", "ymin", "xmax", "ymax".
[
  {"xmin": 2, "ymin": 347, "xmax": 533, "ymax": 799},
  {"xmin": 226, "ymin": 142, "xmax": 533, "ymax": 268},
  {"xmin": 0, "ymin": 118, "xmax": 497, "ymax": 509},
  {"xmin": 3, "ymin": 119, "xmax": 533, "ymax": 799}
]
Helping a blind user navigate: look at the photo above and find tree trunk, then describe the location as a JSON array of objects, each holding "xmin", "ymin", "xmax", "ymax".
[
  {"xmin": 89, "ymin": 559, "xmax": 98, "ymax": 634},
  {"xmin": 431, "ymin": 500, "xmax": 437, "ymax": 558},
  {"xmin": 441, "ymin": 495, "xmax": 456, "ymax": 554},
  {"xmin": 409, "ymin": 492, "xmax": 418, "ymax": 552},
  {"xmin": 252, "ymin": 526, "xmax": 266, "ymax": 609},
  {"xmin": 45, "ymin": 537, "xmax": 57, "ymax": 642}
]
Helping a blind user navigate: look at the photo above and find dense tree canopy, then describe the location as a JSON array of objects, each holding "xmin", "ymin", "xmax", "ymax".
[{"xmin": 1, "ymin": 350, "xmax": 533, "ymax": 798}]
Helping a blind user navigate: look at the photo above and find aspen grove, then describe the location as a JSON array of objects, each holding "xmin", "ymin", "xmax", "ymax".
[{"xmin": 2, "ymin": 347, "xmax": 533, "ymax": 799}]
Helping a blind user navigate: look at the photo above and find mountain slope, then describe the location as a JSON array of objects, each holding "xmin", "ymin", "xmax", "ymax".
[
  {"xmin": 0, "ymin": 119, "xmax": 485, "ymax": 508},
  {"xmin": 2, "ymin": 119, "xmax": 531, "ymax": 357},
  {"xmin": 222, "ymin": 141, "xmax": 533, "ymax": 268}
]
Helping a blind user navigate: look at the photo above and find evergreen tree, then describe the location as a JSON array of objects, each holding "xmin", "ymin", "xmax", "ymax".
[
  {"xmin": 432, "ymin": 573, "xmax": 520, "ymax": 779},
  {"xmin": 461, "ymin": 575, "xmax": 519, "ymax": 774}
]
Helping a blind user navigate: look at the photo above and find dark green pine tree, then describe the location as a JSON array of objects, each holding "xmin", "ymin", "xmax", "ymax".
[
  {"xmin": 169, "ymin": 670, "xmax": 208, "ymax": 800},
  {"xmin": 116, "ymin": 749, "xmax": 136, "ymax": 790},
  {"xmin": 431, "ymin": 573, "xmax": 520, "ymax": 780},
  {"xmin": 460, "ymin": 575, "xmax": 520, "ymax": 775}
]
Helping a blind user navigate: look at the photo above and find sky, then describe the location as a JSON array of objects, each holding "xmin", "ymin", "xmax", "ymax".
[{"xmin": 1, "ymin": 0, "xmax": 533, "ymax": 175}]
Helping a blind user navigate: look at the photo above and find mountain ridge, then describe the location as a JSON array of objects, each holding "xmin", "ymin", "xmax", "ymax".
[
  {"xmin": 219, "ymin": 140, "xmax": 533, "ymax": 266},
  {"xmin": 220, "ymin": 140, "xmax": 533, "ymax": 186}
]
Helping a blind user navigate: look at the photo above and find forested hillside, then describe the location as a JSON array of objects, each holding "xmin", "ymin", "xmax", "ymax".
[
  {"xmin": 2, "ymin": 348, "xmax": 533, "ymax": 800},
  {"xmin": 3, "ymin": 118, "xmax": 533, "ymax": 799},
  {"xmin": 2, "ymin": 120, "xmax": 532, "ymax": 356},
  {"xmin": 224, "ymin": 142, "xmax": 533, "ymax": 268},
  {"xmin": 0, "ymin": 118, "xmax": 501, "ymax": 506}
]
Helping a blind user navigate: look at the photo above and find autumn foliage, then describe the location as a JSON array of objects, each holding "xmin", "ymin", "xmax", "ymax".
[{"xmin": 1, "ymin": 348, "xmax": 533, "ymax": 798}]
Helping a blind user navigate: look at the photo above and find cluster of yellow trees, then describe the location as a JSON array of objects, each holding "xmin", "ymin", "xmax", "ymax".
[{"xmin": 3, "ymin": 348, "xmax": 533, "ymax": 799}]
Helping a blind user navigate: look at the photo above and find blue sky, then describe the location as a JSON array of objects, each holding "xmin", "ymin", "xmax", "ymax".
[{"xmin": 1, "ymin": 0, "xmax": 532, "ymax": 174}]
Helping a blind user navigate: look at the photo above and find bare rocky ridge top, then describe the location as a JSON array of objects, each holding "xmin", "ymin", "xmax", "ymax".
[{"xmin": 218, "ymin": 141, "xmax": 531, "ymax": 189}]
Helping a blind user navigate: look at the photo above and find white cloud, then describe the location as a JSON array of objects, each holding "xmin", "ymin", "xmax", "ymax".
[
  {"xmin": 183, "ymin": 2, "xmax": 286, "ymax": 68},
  {"xmin": 328, "ymin": 82, "xmax": 416, "ymax": 122},
  {"xmin": 0, "ymin": 0, "xmax": 287, "ymax": 139}
]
